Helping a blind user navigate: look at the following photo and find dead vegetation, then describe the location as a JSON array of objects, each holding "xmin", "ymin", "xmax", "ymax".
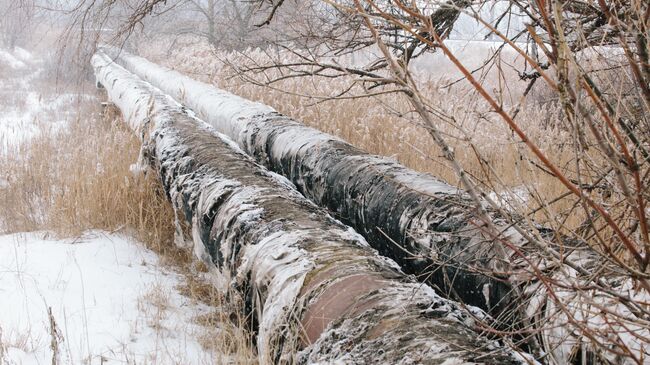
[
  {"xmin": 3, "ymin": 0, "xmax": 649, "ymax": 363},
  {"xmin": 151, "ymin": 41, "xmax": 583, "ymax": 231},
  {"xmin": 139, "ymin": 11, "xmax": 649, "ymax": 360},
  {"xmin": 0, "ymin": 57, "xmax": 257, "ymax": 364}
]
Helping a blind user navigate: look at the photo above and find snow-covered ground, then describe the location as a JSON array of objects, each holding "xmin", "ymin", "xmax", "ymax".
[
  {"xmin": 0, "ymin": 47, "xmax": 79, "ymax": 151},
  {"xmin": 0, "ymin": 48, "xmax": 30, "ymax": 70},
  {"xmin": 0, "ymin": 232, "xmax": 216, "ymax": 365},
  {"xmin": 1, "ymin": 47, "xmax": 227, "ymax": 364}
]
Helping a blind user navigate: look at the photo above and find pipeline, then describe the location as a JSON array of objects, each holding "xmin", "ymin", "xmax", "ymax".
[
  {"xmin": 92, "ymin": 52, "xmax": 526, "ymax": 364},
  {"xmin": 100, "ymin": 47, "xmax": 650, "ymax": 365}
]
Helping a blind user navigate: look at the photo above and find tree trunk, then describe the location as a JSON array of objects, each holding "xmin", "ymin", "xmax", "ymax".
[{"xmin": 92, "ymin": 53, "xmax": 527, "ymax": 364}]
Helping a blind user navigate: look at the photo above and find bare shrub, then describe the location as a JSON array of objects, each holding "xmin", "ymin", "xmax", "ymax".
[
  {"xmin": 145, "ymin": 1, "xmax": 650, "ymax": 360},
  {"xmin": 58, "ymin": 0, "xmax": 650, "ymax": 362}
]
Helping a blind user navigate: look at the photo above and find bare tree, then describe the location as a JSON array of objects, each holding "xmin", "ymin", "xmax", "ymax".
[{"xmin": 150, "ymin": 0, "xmax": 260, "ymax": 50}]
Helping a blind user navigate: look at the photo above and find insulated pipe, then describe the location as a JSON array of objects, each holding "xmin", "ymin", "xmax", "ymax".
[
  {"xmin": 99, "ymin": 46, "xmax": 521, "ymax": 316},
  {"xmin": 99, "ymin": 47, "xmax": 650, "ymax": 365},
  {"xmin": 92, "ymin": 53, "xmax": 526, "ymax": 365}
]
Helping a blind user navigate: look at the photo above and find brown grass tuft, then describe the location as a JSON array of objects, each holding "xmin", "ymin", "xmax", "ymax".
[
  {"xmin": 0, "ymin": 80, "xmax": 256, "ymax": 363},
  {"xmin": 148, "ymin": 41, "xmax": 587, "ymax": 232},
  {"xmin": 0, "ymin": 101, "xmax": 176, "ymax": 252}
]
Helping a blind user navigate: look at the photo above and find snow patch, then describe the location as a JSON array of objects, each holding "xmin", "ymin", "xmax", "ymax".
[
  {"xmin": 0, "ymin": 49, "xmax": 26, "ymax": 69},
  {"xmin": 487, "ymin": 185, "xmax": 529, "ymax": 211},
  {"xmin": 13, "ymin": 47, "xmax": 33, "ymax": 62},
  {"xmin": 0, "ymin": 231, "xmax": 219, "ymax": 365}
]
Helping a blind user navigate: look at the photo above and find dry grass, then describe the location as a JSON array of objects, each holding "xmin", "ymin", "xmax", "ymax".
[
  {"xmin": 141, "ymin": 37, "xmax": 649, "ymax": 363},
  {"xmin": 0, "ymin": 59, "xmax": 257, "ymax": 364},
  {"xmin": 149, "ymin": 40, "xmax": 589, "ymax": 233},
  {"xmin": 178, "ymin": 275, "xmax": 256, "ymax": 361},
  {"xmin": 0, "ymin": 103, "xmax": 171, "ymax": 245}
]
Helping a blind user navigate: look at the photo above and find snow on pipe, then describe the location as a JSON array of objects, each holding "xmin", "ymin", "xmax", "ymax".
[
  {"xmin": 97, "ymin": 46, "xmax": 523, "ymax": 317},
  {"xmin": 98, "ymin": 47, "xmax": 650, "ymax": 364},
  {"xmin": 92, "ymin": 53, "xmax": 529, "ymax": 364},
  {"xmin": 99, "ymin": 47, "xmax": 626, "ymax": 361}
]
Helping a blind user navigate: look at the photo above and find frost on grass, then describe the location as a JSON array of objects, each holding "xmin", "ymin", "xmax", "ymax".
[
  {"xmin": 93, "ymin": 52, "xmax": 529, "ymax": 364},
  {"xmin": 0, "ymin": 231, "xmax": 220, "ymax": 365}
]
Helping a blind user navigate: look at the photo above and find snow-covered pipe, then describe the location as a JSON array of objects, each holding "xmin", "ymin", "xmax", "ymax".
[
  {"xmin": 98, "ymin": 47, "xmax": 650, "ymax": 365},
  {"xmin": 92, "ymin": 53, "xmax": 528, "ymax": 364},
  {"xmin": 99, "ymin": 46, "xmax": 521, "ymax": 318}
]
